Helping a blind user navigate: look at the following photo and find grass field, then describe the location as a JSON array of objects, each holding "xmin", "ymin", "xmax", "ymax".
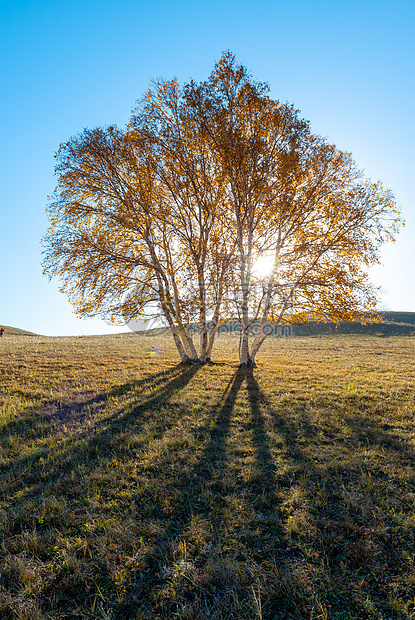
[{"xmin": 1, "ymin": 332, "xmax": 415, "ymax": 619}]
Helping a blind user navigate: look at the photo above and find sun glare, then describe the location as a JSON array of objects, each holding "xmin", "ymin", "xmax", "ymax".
[{"xmin": 252, "ymin": 254, "xmax": 275, "ymax": 278}]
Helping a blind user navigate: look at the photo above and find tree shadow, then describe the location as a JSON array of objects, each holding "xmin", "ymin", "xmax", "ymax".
[
  {"xmin": 0, "ymin": 365, "xmax": 182, "ymax": 441},
  {"xmin": 245, "ymin": 368, "xmax": 279, "ymax": 496},
  {"xmin": 245, "ymin": 381, "xmax": 415, "ymax": 619},
  {"xmin": 2, "ymin": 362, "xmax": 207, "ymax": 619},
  {"xmin": 1, "ymin": 363, "xmax": 200, "ymax": 522},
  {"xmin": 116, "ymin": 369, "xmax": 293, "ymax": 619}
]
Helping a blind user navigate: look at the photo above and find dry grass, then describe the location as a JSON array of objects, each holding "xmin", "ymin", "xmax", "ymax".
[{"xmin": 1, "ymin": 332, "xmax": 415, "ymax": 619}]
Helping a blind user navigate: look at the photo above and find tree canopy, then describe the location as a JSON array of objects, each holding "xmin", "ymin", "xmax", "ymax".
[{"xmin": 43, "ymin": 52, "xmax": 402, "ymax": 366}]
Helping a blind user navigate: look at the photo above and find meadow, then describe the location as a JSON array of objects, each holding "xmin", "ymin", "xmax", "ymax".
[{"xmin": 1, "ymin": 331, "xmax": 415, "ymax": 619}]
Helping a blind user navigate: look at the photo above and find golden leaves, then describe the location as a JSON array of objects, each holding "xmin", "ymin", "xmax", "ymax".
[{"xmin": 42, "ymin": 52, "xmax": 402, "ymax": 363}]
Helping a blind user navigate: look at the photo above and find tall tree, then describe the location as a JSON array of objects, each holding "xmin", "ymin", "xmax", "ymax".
[
  {"xmin": 43, "ymin": 88, "xmax": 232, "ymax": 363},
  {"xmin": 129, "ymin": 78, "xmax": 235, "ymax": 362},
  {"xmin": 43, "ymin": 125, "xmax": 202, "ymax": 363},
  {"xmin": 181, "ymin": 53, "xmax": 402, "ymax": 366},
  {"xmin": 43, "ymin": 53, "xmax": 402, "ymax": 366}
]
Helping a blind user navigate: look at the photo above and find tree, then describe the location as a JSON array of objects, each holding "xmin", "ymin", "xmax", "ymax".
[
  {"xmin": 177, "ymin": 53, "xmax": 402, "ymax": 366},
  {"xmin": 43, "ymin": 87, "xmax": 232, "ymax": 364},
  {"xmin": 129, "ymin": 78, "xmax": 235, "ymax": 362},
  {"xmin": 43, "ymin": 52, "xmax": 402, "ymax": 366}
]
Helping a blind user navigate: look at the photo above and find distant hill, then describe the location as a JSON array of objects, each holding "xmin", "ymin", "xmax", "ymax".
[
  {"xmin": 195, "ymin": 312, "xmax": 415, "ymax": 338},
  {"xmin": 381, "ymin": 311, "xmax": 415, "ymax": 325},
  {"xmin": 292, "ymin": 312, "xmax": 415, "ymax": 337},
  {"xmin": 0, "ymin": 325, "xmax": 40, "ymax": 336}
]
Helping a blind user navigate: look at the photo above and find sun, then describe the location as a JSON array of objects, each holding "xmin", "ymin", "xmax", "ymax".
[{"xmin": 252, "ymin": 253, "xmax": 275, "ymax": 278}]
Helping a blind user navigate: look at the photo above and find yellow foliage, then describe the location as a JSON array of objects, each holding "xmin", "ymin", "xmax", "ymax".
[{"xmin": 42, "ymin": 52, "xmax": 402, "ymax": 366}]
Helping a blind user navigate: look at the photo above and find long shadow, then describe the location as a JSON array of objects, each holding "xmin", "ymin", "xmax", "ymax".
[
  {"xmin": 2, "ymin": 363, "xmax": 204, "ymax": 618},
  {"xmin": 0, "ymin": 365, "xmax": 182, "ymax": 441},
  {"xmin": 244, "ymin": 370, "xmax": 283, "ymax": 540},
  {"xmin": 193, "ymin": 370, "xmax": 244, "ymax": 484},
  {"xmin": 117, "ymin": 369, "xmax": 295, "ymax": 619},
  {"xmin": 142, "ymin": 370, "xmax": 247, "ymax": 532},
  {"xmin": 1, "ymin": 364, "xmax": 200, "ymax": 519},
  {"xmin": 115, "ymin": 370, "xmax": 248, "ymax": 617},
  {"xmin": 245, "ymin": 369, "xmax": 278, "ymax": 495},
  {"xmin": 246, "ymin": 380, "xmax": 415, "ymax": 619},
  {"xmin": 243, "ymin": 370, "xmax": 310, "ymax": 619},
  {"xmin": 114, "ymin": 373, "xmax": 415, "ymax": 619}
]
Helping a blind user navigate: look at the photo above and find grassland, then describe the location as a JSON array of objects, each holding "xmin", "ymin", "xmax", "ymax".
[{"xmin": 1, "ymin": 332, "xmax": 415, "ymax": 619}]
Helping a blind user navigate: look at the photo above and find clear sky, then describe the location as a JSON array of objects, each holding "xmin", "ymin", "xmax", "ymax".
[{"xmin": 1, "ymin": 0, "xmax": 414, "ymax": 336}]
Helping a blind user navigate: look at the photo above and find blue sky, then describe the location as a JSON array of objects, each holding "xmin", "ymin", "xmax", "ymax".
[{"xmin": 1, "ymin": 0, "xmax": 414, "ymax": 335}]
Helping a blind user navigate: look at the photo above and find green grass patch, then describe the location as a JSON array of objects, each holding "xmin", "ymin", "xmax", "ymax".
[{"xmin": 1, "ymin": 333, "xmax": 415, "ymax": 619}]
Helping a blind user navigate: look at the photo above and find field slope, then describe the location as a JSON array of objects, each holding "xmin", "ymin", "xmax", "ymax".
[
  {"xmin": 0, "ymin": 325, "xmax": 40, "ymax": 336},
  {"xmin": 1, "ymin": 333, "xmax": 415, "ymax": 619}
]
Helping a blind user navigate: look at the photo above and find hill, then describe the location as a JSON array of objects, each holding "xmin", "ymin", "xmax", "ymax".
[
  {"xmin": 0, "ymin": 324, "xmax": 39, "ymax": 336},
  {"xmin": 292, "ymin": 311, "xmax": 415, "ymax": 337}
]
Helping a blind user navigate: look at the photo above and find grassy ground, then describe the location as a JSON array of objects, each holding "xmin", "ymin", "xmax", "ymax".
[{"xmin": 1, "ymin": 332, "xmax": 415, "ymax": 619}]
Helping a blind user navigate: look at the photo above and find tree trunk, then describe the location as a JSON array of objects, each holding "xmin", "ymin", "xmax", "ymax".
[
  {"xmin": 250, "ymin": 279, "xmax": 274, "ymax": 361},
  {"xmin": 170, "ymin": 326, "xmax": 191, "ymax": 363},
  {"xmin": 178, "ymin": 325, "xmax": 198, "ymax": 362},
  {"xmin": 198, "ymin": 270, "xmax": 208, "ymax": 363},
  {"xmin": 239, "ymin": 250, "xmax": 252, "ymax": 367},
  {"xmin": 206, "ymin": 300, "xmax": 220, "ymax": 361}
]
